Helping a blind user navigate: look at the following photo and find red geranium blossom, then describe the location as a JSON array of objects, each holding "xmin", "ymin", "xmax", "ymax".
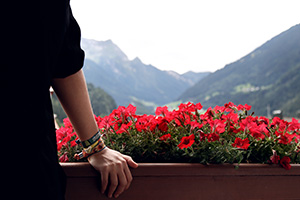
[
  {"xmin": 155, "ymin": 106, "xmax": 169, "ymax": 116},
  {"xmin": 280, "ymin": 156, "xmax": 291, "ymax": 170},
  {"xmin": 206, "ymin": 132, "xmax": 220, "ymax": 142},
  {"xmin": 178, "ymin": 134, "xmax": 195, "ymax": 149},
  {"xmin": 237, "ymin": 103, "xmax": 252, "ymax": 111},
  {"xmin": 160, "ymin": 133, "xmax": 171, "ymax": 141},
  {"xmin": 59, "ymin": 152, "xmax": 69, "ymax": 162},
  {"xmin": 190, "ymin": 121, "xmax": 203, "ymax": 130},
  {"xmin": 116, "ymin": 121, "xmax": 132, "ymax": 134},
  {"xmin": 288, "ymin": 118, "xmax": 300, "ymax": 132},
  {"xmin": 209, "ymin": 119, "xmax": 226, "ymax": 134},
  {"xmin": 271, "ymin": 117, "xmax": 289, "ymax": 132},
  {"xmin": 232, "ymin": 138, "xmax": 250, "ymax": 150},
  {"xmin": 157, "ymin": 118, "xmax": 169, "ymax": 132}
]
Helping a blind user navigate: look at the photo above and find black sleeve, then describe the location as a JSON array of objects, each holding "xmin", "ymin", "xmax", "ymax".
[{"xmin": 52, "ymin": 7, "xmax": 85, "ymax": 78}]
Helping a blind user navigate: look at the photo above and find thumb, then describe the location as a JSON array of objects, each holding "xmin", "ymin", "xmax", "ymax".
[{"xmin": 123, "ymin": 155, "xmax": 138, "ymax": 168}]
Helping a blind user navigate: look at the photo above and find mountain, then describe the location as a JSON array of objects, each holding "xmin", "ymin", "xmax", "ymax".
[
  {"xmin": 81, "ymin": 38, "xmax": 209, "ymax": 112},
  {"xmin": 178, "ymin": 24, "xmax": 300, "ymax": 117},
  {"xmin": 181, "ymin": 71, "xmax": 211, "ymax": 85}
]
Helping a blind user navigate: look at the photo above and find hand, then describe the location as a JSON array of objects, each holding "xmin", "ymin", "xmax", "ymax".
[{"xmin": 88, "ymin": 147, "xmax": 138, "ymax": 198}]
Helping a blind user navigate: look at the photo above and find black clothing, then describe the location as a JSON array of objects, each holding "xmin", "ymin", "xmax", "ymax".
[{"xmin": 1, "ymin": 1, "xmax": 84, "ymax": 199}]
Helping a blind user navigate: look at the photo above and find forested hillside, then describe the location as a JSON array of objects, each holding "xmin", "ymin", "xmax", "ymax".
[{"xmin": 179, "ymin": 24, "xmax": 300, "ymax": 117}]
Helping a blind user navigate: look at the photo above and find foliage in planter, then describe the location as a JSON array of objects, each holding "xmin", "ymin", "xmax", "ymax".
[{"xmin": 56, "ymin": 102, "xmax": 300, "ymax": 169}]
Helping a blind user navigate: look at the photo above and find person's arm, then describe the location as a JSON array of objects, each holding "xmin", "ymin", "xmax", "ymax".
[{"xmin": 52, "ymin": 69, "xmax": 138, "ymax": 198}]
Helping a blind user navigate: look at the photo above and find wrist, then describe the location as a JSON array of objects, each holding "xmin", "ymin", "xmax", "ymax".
[
  {"xmin": 77, "ymin": 130, "xmax": 102, "ymax": 148},
  {"xmin": 87, "ymin": 146, "xmax": 108, "ymax": 161},
  {"xmin": 74, "ymin": 130, "xmax": 106, "ymax": 160}
]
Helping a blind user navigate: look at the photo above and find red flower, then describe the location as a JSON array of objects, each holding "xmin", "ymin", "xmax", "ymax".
[
  {"xmin": 208, "ymin": 132, "xmax": 220, "ymax": 142},
  {"xmin": 63, "ymin": 118, "xmax": 73, "ymax": 128},
  {"xmin": 115, "ymin": 121, "xmax": 133, "ymax": 134},
  {"xmin": 224, "ymin": 102, "xmax": 236, "ymax": 112},
  {"xmin": 99, "ymin": 115, "xmax": 112, "ymax": 130},
  {"xmin": 155, "ymin": 106, "xmax": 169, "ymax": 116},
  {"xmin": 201, "ymin": 107, "xmax": 211, "ymax": 118},
  {"xmin": 195, "ymin": 102, "xmax": 203, "ymax": 110},
  {"xmin": 244, "ymin": 104, "xmax": 252, "ymax": 111},
  {"xmin": 94, "ymin": 115, "xmax": 102, "ymax": 128},
  {"xmin": 70, "ymin": 140, "xmax": 77, "ymax": 147},
  {"xmin": 135, "ymin": 114, "xmax": 156, "ymax": 132},
  {"xmin": 57, "ymin": 142, "xmax": 63, "ymax": 151},
  {"xmin": 270, "ymin": 150, "xmax": 280, "ymax": 164},
  {"xmin": 288, "ymin": 118, "xmax": 300, "ymax": 132},
  {"xmin": 158, "ymin": 122, "xmax": 168, "ymax": 132},
  {"xmin": 209, "ymin": 119, "xmax": 226, "ymax": 134},
  {"xmin": 160, "ymin": 133, "xmax": 171, "ymax": 141},
  {"xmin": 190, "ymin": 121, "xmax": 203, "ymax": 130},
  {"xmin": 126, "ymin": 104, "xmax": 137, "ymax": 116},
  {"xmin": 249, "ymin": 126, "xmax": 266, "ymax": 140},
  {"xmin": 56, "ymin": 127, "xmax": 72, "ymax": 141},
  {"xmin": 271, "ymin": 117, "xmax": 288, "ymax": 132},
  {"xmin": 277, "ymin": 133, "xmax": 291, "ymax": 145},
  {"xmin": 280, "ymin": 156, "xmax": 291, "ymax": 170},
  {"xmin": 178, "ymin": 102, "xmax": 196, "ymax": 112},
  {"xmin": 232, "ymin": 138, "xmax": 250, "ymax": 150},
  {"xmin": 178, "ymin": 134, "xmax": 195, "ymax": 149},
  {"xmin": 59, "ymin": 152, "xmax": 69, "ymax": 162},
  {"xmin": 237, "ymin": 104, "xmax": 252, "ymax": 111}
]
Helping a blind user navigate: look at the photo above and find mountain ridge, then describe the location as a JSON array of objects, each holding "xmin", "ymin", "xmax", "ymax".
[
  {"xmin": 178, "ymin": 24, "xmax": 300, "ymax": 117},
  {"xmin": 81, "ymin": 38, "xmax": 210, "ymax": 112}
]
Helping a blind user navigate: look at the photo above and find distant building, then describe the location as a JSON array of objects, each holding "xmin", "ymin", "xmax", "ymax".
[{"xmin": 272, "ymin": 110, "xmax": 283, "ymax": 119}]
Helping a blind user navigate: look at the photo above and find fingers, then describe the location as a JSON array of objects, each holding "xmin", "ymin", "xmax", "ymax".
[
  {"xmin": 89, "ymin": 149, "xmax": 138, "ymax": 198},
  {"xmin": 107, "ymin": 160, "xmax": 134, "ymax": 198},
  {"xmin": 123, "ymin": 164, "xmax": 133, "ymax": 190},
  {"xmin": 113, "ymin": 167, "xmax": 128, "ymax": 198},
  {"xmin": 100, "ymin": 167, "xmax": 109, "ymax": 194},
  {"xmin": 108, "ymin": 172, "xmax": 118, "ymax": 198}
]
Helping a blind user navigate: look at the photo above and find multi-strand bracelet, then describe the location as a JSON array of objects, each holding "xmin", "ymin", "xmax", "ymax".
[{"xmin": 74, "ymin": 130, "xmax": 106, "ymax": 160}]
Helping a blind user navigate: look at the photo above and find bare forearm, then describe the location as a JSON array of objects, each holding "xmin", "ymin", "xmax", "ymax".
[
  {"xmin": 52, "ymin": 69, "xmax": 98, "ymax": 141},
  {"xmin": 52, "ymin": 70, "xmax": 138, "ymax": 198}
]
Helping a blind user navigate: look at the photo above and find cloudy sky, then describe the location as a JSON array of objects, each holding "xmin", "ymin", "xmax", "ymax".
[{"xmin": 71, "ymin": 0, "xmax": 300, "ymax": 74}]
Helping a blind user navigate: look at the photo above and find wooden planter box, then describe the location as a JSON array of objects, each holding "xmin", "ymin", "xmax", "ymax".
[{"xmin": 61, "ymin": 163, "xmax": 300, "ymax": 200}]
